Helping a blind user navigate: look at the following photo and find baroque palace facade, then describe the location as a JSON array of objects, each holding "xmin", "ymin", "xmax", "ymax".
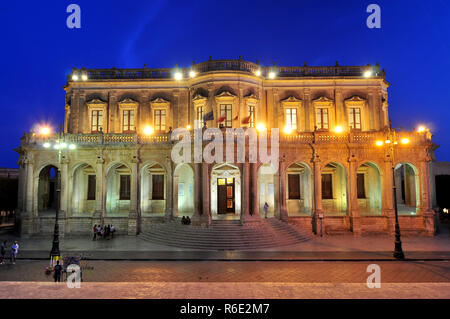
[{"xmin": 16, "ymin": 58, "xmax": 435, "ymax": 237}]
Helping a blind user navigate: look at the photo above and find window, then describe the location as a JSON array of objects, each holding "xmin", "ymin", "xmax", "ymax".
[
  {"xmin": 348, "ymin": 108, "xmax": 361, "ymax": 130},
  {"xmin": 122, "ymin": 110, "xmax": 135, "ymax": 133},
  {"xmin": 87, "ymin": 175, "xmax": 96, "ymax": 200},
  {"xmin": 357, "ymin": 173, "xmax": 366, "ymax": 198},
  {"xmin": 152, "ymin": 174, "xmax": 164, "ymax": 200},
  {"xmin": 288, "ymin": 174, "xmax": 301, "ymax": 199},
  {"xmin": 119, "ymin": 175, "xmax": 131, "ymax": 200},
  {"xmin": 285, "ymin": 108, "xmax": 297, "ymax": 130},
  {"xmin": 91, "ymin": 110, "xmax": 103, "ymax": 133},
  {"xmin": 154, "ymin": 110, "xmax": 166, "ymax": 132},
  {"xmin": 322, "ymin": 173, "xmax": 333, "ymax": 199},
  {"xmin": 220, "ymin": 104, "xmax": 232, "ymax": 128},
  {"xmin": 248, "ymin": 105, "xmax": 255, "ymax": 127},
  {"xmin": 196, "ymin": 106, "xmax": 204, "ymax": 129},
  {"xmin": 316, "ymin": 108, "xmax": 329, "ymax": 130}
]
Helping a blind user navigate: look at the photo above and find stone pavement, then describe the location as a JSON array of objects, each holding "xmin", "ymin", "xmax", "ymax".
[
  {"xmin": 1, "ymin": 282, "xmax": 449, "ymax": 299},
  {"xmin": 1, "ymin": 260, "xmax": 449, "ymax": 283},
  {"xmin": 2, "ymin": 231, "xmax": 450, "ymax": 260}
]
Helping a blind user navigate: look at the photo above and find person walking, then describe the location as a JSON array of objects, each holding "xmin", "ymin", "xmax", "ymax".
[
  {"xmin": 53, "ymin": 260, "xmax": 63, "ymax": 283},
  {"xmin": 110, "ymin": 225, "xmax": 115, "ymax": 238},
  {"xmin": 264, "ymin": 202, "xmax": 269, "ymax": 218},
  {"xmin": 93, "ymin": 224, "xmax": 97, "ymax": 240},
  {"xmin": 10, "ymin": 241, "xmax": 18, "ymax": 264},
  {"xmin": 0, "ymin": 240, "xmax": 6, "ymax": 264}
]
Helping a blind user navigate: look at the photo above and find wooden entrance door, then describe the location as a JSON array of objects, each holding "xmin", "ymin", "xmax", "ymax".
[{"xmin": 217, "ymin": 178, "xmax": 235, "ymax": 214}]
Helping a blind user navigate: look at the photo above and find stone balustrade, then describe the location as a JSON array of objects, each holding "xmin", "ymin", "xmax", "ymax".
[{"xmin": 20, "ymin": 129, "xmax": 431, "ymax": 148}]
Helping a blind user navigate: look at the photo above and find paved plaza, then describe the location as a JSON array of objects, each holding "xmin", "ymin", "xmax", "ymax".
[
  {"xmin": 0, "ymin": 260, "xmax": 449, "ymax": 298},
  {"xmin": 1, "ymin": 229, "xmax": 450, "ymax": 260}
]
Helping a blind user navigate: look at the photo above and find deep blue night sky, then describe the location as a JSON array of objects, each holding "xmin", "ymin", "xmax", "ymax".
[{"xmin": 0, "ymin": 0, "xmax": 449, "ymax": 168}]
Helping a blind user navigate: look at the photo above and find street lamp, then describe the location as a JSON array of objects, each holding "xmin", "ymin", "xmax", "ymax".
[
  {"xmin": 42, "ymin": 125, "xmax": 76, "ymax": 265},
  {"xmin": 375, "ymin": 123, "xmax": 411, "ymax": 260}
]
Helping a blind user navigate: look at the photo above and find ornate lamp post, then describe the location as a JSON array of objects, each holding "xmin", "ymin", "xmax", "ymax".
[
  {"xmin": 41, "ymin": 125, "xmax": 76, "ymax": 265},
  {"xmin": 376, "ymin": 123, "xmax": 410, "ymax": 260}
]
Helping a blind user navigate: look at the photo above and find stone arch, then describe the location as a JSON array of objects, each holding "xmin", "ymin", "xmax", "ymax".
[
  {"xmin": 321, "ymin": 161, "xmax": 348, "ymax": 216},
  {"xmin": 140, "ymin": 161, "xmax": 167, "ymax": 215},
  {"xmin": 285, "ymin": 161, "xmax": 313, "ymax": 216},
  {"xmin": 105, "ymin": 162, "xmax": 131, "ymax": 215},
  {"xmin": 394, "ymin": 162, "xmax": 420, "ymax": 215},
  {"xmin": 37, "ymin": 164, "xmax": 59, "ymax": 215},
  {"xmin": 173, "ymin": 163, "xmax": 195, "ymax": 218},
  {"xmin": 210, "ymin": 162, "xmax": 241, "ymax": 220},
  {"xmin": 70, "ymin": 162, "xmax": 97, "ymax": 216},
  {"xmin": 258, "ymin": 163, "xmax": 277, "ymax": 217},
  {"xmin": 357, "ymin": 161, "xmax": 382, "ymax": 215}
]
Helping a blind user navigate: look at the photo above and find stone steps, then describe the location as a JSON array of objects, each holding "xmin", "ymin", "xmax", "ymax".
[{"xmin": 138, "ymin": 218, "xmax": 312, "ymax": 250}]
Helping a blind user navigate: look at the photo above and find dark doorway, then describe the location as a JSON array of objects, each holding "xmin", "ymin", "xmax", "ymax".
[
  {"xmin": 436, "ymin": 175, "xmax": 450, "ymax": 209},
  {"xmin": 217, "ymin": 178, "xmax": 235, "ymax": 214}
]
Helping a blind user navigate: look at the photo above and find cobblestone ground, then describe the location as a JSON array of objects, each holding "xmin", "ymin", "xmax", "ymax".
[{"xmin": 0, "ymin": 260, "xmax": 449, "ymax": 283}]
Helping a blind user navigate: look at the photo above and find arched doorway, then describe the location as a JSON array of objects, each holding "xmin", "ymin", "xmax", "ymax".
[
  {"xmin": 211, "ymin": 163, "xmax": 241, "ymax": 220},
  {"xmin": 322, "ymin": 162, "xmax": 348, "ymax": 216},
  {"xmin": 71, "ymin": 163, "xmax": 96, "ymax": 215},
  {"xmin": 140, "ymin": 162, "xmax": 167, "ymax": 215},
  {"xmin": 285, "ymin": 162, "xmax": 313, "ymax": 216},
  {"xmin": 173, "ymin": 163, "xmax": 194, "ymax": 218},
  {"xmin": 394, "ymin": 162, "xmax": 420, "ymax": 215},
  {"xmin": 37, "ymin": 165, "xmax": 58, "ymax": 215},
  {"xmin": 106, "ymin": 163, "xmax": 131, "ymax": 215},
  {"xmin": 357, "ymin": 162, "xmax": 382, "ymax": 215},
  {"xmin": 258, "ymin": 163, "xmax": 276, "ymax": 217}
]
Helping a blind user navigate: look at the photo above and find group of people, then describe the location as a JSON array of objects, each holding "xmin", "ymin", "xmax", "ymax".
[
  {"xmin": 0, "ymin": 240, "xmax": 19, "ymax": 264},
  {"xmin": 92, "ymin": 224, "xmax": 115, "ymax": 240},
  {"xmin": 181, "ymin": 216, "xmax": 191, "ymax": 225}
]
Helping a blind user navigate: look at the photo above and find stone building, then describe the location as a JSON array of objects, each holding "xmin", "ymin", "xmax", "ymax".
[{"xmin": 15, "ymin": 58, "xmax": 436, "ymax": 237}]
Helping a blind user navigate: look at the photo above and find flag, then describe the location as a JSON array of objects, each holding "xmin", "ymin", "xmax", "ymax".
[
  {"xmin": 203, "ymin": 110, "xmax": 214, "ymax": 122},
  {"xmin": 241, "ymin": 115, "xmax": 251, "ymax": 124},
  {"xmin": 217, "ymin": 114, "xmax": 226, "ymax": 123}
]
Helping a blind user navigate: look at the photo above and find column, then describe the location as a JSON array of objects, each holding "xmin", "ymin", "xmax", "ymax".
[
  {"xmin": 279, "ymin": 157, "xmax": 288, "ymax": 221},
  {"xmin": 192, "ymin": 162, "xmax": 203, "ymax": 224},
  {"xmin": 165, "ymin": 157, "xmax": 173, "ymax": 221},
  {"xmin": 95, "ymin": 156, "xmax": 104, "ymax": 214},
  {"xmin": 241, "ymin": 162, "xmax": 250, "ymax": 223},
  {"xmin": 383, "ymin": 158, "xmax": 395, "ymax": 234},
  {"xmin": 251, "ymin": 162, "xmax": 259, "ymax": 217},
  {"xmin": 303, "ymin": 89, "xmax": 312, "ymax": 131},
  {"xmin": 419, "ymin": 160, "xmax": 435, "ymax": 235},
  {"xmin": 109, "ymin": 91, "xmax": 118, "ymax": 132},
  {"xmin": 71, "ymin": 91, "xmax": 80, "ymax": 133},
  {"xmin": 59, "ymin": 156, "xmax": 69, "ymax": 216},
  {"xmin": 78, "ymin": 92, "xmax": 86, "ymax": 133},
  {"xmin": 313, "ymin": 155, "xmax": 322, "ymax": 234},
  {"xmin": 25, "ymin": 157, "xmax": 34, "ymax": 214},
  {"xmin": 139, "ymin": 91, "xmax": 149, "ymax": 129},
  {"xmin": 202, "ymin": 162, "xmax": 211, "ymax": 225},
  {"xmin": 335, "ymin": 89, "xmax": 345, "ymax": 128},
  {"xmin": 129, "ymin": 156, "xmax": 139, "ymax": 235},
  {"xmin": 348, "ymin": 158, "xmax": 361, "ymax": 235}
]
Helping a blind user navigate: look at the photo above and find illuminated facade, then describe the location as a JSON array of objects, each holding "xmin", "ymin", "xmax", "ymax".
[{"xmin": 16, "ymin": 58, "xmax": 436, "ymax": 236}]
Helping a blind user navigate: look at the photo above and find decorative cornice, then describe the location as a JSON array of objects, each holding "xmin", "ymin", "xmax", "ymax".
[
  {"xmin": 312, "ymin": 96, "xmax": 333, "ymax": 103},
  {"xmin": 215, "ymin": 91, "xmax": 236, "ymax": 98},
  {"xmin": 281, "ymin": 96, "xmax": 301, "ymax": 103},
  {"xmin": 118, "ymin": 97, "xmax": 138, "ymax": 104},
  {"xmin": 345, "ymin": 95, "xmax": 366, "ymax": 102},
  {"xmin": 151, "ymin": 97, "xmax": 170, "ymax": 104},
  {"xmin": 86, "ymin": 98, "xmax": 107, "ymax": 105}
]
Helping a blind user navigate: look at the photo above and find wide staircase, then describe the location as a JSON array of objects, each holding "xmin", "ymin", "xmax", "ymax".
[{"xmin": 138, "ymin": 218, "xmax": 311, "ymax": 250}]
